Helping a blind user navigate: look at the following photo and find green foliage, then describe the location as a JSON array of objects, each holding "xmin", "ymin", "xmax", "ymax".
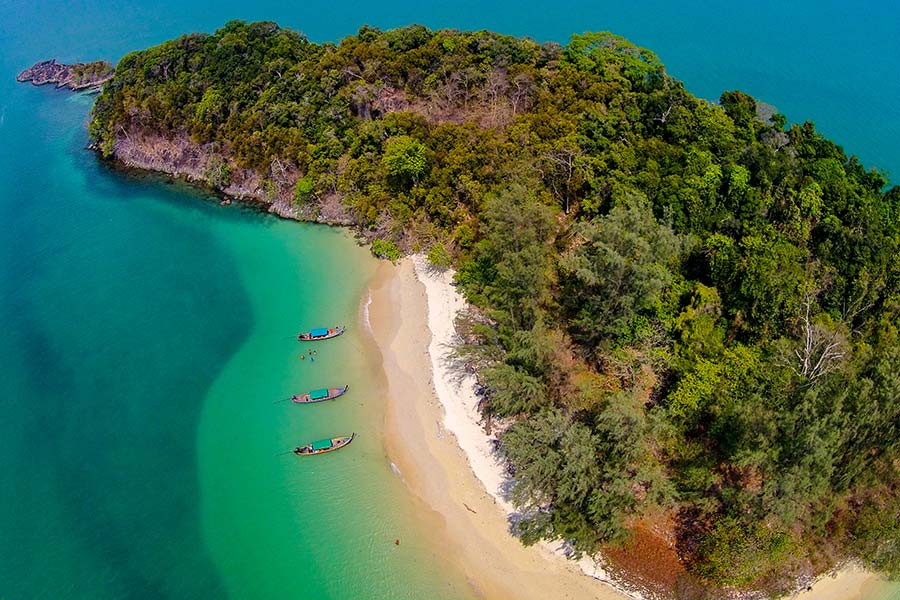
[
  {"xmin": 667, "ymin": 344, "xmax": 761, "ymax": 425},
  {"xmin": 69, "ymin": 61, "xmax": 114, "ymax": 86},
  {"xmin": 293, "ymin": 176, "xmax": 315, "ymax": 205},
  {"xmin": 848, "ymin": 483, "xmax": 900, "ymax": 577},
  {"xmin": 503, "ymin": 393, "xmax": 671, "ymax": 552},
  {"xmin": 561, "ymin": 195, "xmax": 679, "ymax": 347},
  {"xmin": 425, "ymin": 241, "xmax": 452, "ymax": 271},
  {"xmin": 382, "ymin": 135, "xmax": 429, "ymax": 185},
  {"xmin": 461, "ymin": 186, "xmax": 556, "ymax": 330},
  {"xmin": 89, "ymin": 21, "xmax": 900, "ymax": 592},
  {"xmin": 720, "ymin": 90, "xmax": 758, "ymax": 137},
  {"xmin": 371, "ymin": 239, "xmax": 401, "ymax": 262},
  {"xmin": 672, "ymin": 283, "xmax": 724, "ymax": 367},
  {"xmin": 695, "ymin": 517, "xmax": 795, "ymax": 587},
  {"xmin": 564, "ymin": 32, "xmax": 662, "ymax": 86},
  {"xmin": 204, "ymin": 157, "xmax": 231, "ymax": 189},
  {"xmin": 482, "ymin": 364, "xmax": 548, "ymax": 417}
]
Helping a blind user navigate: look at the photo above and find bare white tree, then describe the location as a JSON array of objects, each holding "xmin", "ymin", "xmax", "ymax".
[
  {"xmin": 652, "ymin": 97, "xmax": 679, "ymax": 124},
  {"xmin": 790, "ymin": 294, "xmax": 848, "ymax": 384},
  {"xmin": 542, "ymin": 146, "xmax": 580, "ymax": 213},
  {"xmin": 510, "ymin": 72, "xmax": 534, "ymax": 116}
]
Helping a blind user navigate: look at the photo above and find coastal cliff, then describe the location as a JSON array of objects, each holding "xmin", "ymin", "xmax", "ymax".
[
  {"xmin": 108, "ymin": 129, "xmax": 353, "ymax": 224},
  {"xmin": 17, "ymin": 59, "xmax": 114, "ymax": 91}
]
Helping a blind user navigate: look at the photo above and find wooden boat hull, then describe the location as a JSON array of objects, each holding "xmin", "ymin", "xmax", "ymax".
[
  {"xmin": 292, "ymin": 385, "xmax": 349, "ymax": 404},
  {"xmin": 293, "ymin": 434, "xmax": 355, "ymax": 456},
  {"xmin": 297, "ymin": 325, "xmax": 345, "ymax": 341}
]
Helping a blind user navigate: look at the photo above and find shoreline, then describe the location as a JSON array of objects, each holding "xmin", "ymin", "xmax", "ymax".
[
  {"xmin": 75, "ymin": 138, "xmax": 893, "ymax": 598},
  {"xmin": 407, "ymin": 255, "xmax": 648, "ymax": 599},
  {"xmin": 364, "ymin": 256, "xmax": 891, "ymax": 600},
  {"xmin": 365, "ymin": 257, "xmax": 637, "ymax": 600}
]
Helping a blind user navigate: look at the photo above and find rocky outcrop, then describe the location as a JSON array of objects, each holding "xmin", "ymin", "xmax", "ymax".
[
  {"xmin": 109, "ymin": 129, "xmax": 355, "ymax": 226},
  {"xmin": 17, "ymin": 59, "xmax": 114, "ymax": 91}
]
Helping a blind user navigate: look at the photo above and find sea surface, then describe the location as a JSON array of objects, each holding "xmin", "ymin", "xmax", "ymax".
[{"xmin": 0, "ymin": 1, "xmax": 898, "ymax": 599}]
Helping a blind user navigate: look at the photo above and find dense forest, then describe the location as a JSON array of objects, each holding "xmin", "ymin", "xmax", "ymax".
[{"xmin": 90, "ymin": 21, "xmax": 900, "ymax": 597}]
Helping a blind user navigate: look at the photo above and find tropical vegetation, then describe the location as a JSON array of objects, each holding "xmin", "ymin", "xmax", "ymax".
[{"xmin": 90, "ymin": 21, "xmax": 900, "ymax": 596}]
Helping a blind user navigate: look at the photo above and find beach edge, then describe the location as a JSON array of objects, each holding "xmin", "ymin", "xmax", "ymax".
[{"xmin": 364, "ymin": 255, "xmax": 888, "ymax": 600}]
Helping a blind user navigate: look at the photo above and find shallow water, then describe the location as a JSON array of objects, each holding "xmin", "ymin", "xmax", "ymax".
[{"xmin": 0, "ymin": 73, "xmax": 471, "ymax": 599}]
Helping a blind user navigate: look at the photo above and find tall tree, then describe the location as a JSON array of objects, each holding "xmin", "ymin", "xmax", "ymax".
[{"xmin": 561, "ymin": 194, "xmax": 680, "ymax": 349}]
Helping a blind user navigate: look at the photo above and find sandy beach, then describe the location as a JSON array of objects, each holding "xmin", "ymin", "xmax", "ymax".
[
  {"xmin": 364, "ymin": 256, "xmax": 889, "ymax": 600},
  {"xmin": 366, "ymin": 258, "xmax": 626, "ymax": 600},
  {"xmin": 790, "ymin": 564, "xmax": 889, "ymax": 600}
]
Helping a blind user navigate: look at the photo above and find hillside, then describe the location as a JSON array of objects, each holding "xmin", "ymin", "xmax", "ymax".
[{"xmin": 89, "ymin": 20, "xmax": 900, "ymax": 597}]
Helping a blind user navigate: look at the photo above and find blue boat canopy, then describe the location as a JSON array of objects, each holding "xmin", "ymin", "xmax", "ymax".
[
  {"xmin": 311, "ymin": 438, "xmax": 333, "ymax": 451},
  {"xmin": 310, "ymin": 327, "xmax": 329, "ymax": 338},
  {"xmin": 310, "ymin": 388, "xmax": 329, "ymax": 400}
]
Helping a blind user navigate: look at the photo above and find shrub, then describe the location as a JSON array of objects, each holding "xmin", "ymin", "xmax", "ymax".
[
  {"xmin": 371, "ymin": 239, "xmax": 401, "ymax": 262},
  {"xmin": 426, "ymin": 242, "xmax": 452, "ymax": 270},
  {"xmin": 294, "ymin": 176, "xmax": 315, "ymax": 205}
]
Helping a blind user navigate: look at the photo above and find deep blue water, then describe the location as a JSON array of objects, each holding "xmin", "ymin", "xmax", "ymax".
[{"xmin": 1, "ymin": 1, "xmax": 898, "ymax": 599}]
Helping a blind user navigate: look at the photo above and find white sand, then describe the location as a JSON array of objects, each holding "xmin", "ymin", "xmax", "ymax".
[
  {"xmin": 410, "ymin": 255, "xmax": 644, "ymax": 598},
  {"xmin": 411, "ymin": 256, "xmax": 511, "ymax": 510},
  {"xmin": 407, "ymin": 255, "xmax": 889, "ymax": 600},
  {"xmin": 369, "ymin": 258, "xmax": 629, "ymax": 599}
]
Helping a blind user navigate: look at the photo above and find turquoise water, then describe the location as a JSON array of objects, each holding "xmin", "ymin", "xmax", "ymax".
[
  {"xmin": 1, "ymin": 1, "xmax": 899, "ymax": 598},
  {"xmin": 0, "ymin": 73, "xmax": 469, "ymax": 599}
]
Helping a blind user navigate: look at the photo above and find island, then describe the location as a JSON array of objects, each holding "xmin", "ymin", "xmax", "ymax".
[
  {"xmin": 17, "ymin": 59, "xmax": 114, "ymax": 91},
  {"xmin": 77, "ymin": 20, "xmax": 900, "ymax": 599}
]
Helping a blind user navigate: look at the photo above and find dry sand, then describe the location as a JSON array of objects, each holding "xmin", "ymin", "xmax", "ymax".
[
  {"xmin": 364, "ymin": 256, "xmax": 888, "ymax": 600},
  {"xmin": 366, "ymin": 258, "xmax": 627, "ymax": 599},
  {"xmin": 790, "ymin": 564, "xmax": 889, "ymax": 600}
]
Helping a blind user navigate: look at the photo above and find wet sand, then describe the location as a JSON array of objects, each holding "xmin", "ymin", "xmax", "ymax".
[{"xmin": 366, "ymin": 258, "xmax": 634, "ymax": 600}]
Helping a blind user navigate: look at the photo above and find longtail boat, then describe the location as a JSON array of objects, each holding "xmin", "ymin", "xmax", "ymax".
[
  {"xmin": 297, "ymin": 325, "xmax": 345, "ymax": 341},
  {"xmin": 293, "ymin": 433, "xmax": 355, "ymax": 456},
  {"xmin": 292, "ymin": 385, "xmax": 349, "ymax": 404}
]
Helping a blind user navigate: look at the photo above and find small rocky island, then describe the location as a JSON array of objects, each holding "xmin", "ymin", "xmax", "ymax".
[{"xmin": 16, "ymin": 59, "xmax": 114, "ymax": 91}]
